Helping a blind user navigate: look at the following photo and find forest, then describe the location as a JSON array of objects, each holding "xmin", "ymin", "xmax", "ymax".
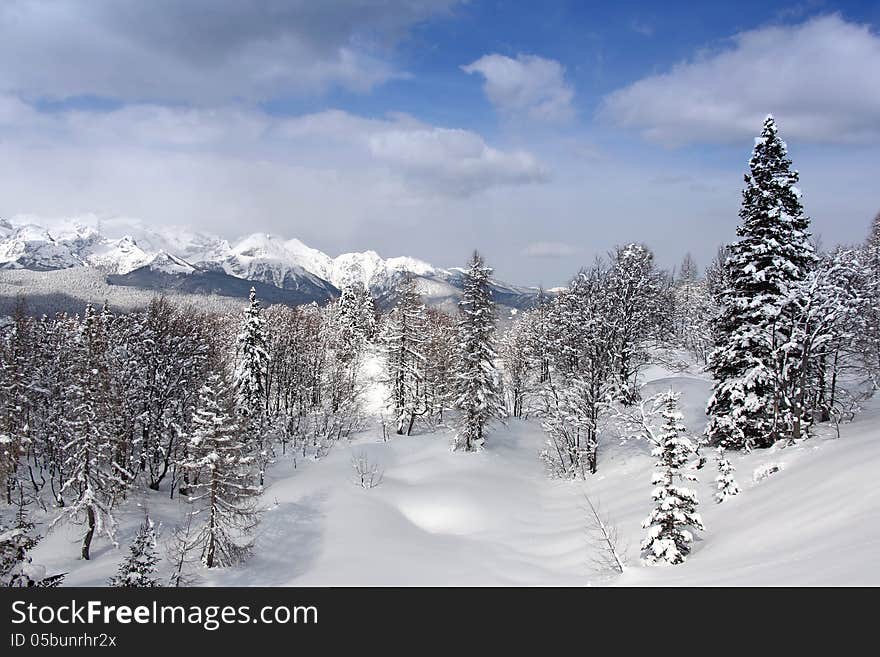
[{"xmin": 2, "ymin": 116, "xmax": 880, "ymax": 586}]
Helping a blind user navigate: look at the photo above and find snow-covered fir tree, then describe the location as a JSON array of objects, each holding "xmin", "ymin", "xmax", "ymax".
[
  {"xmin": 706, "ymin": 115, "xmax": 816, "ymax": 450},
  {"xmin": 234, "ymin": 287, "xmax": 270, "ymax": 421},
  {"xmin": 184, "ymin": 372, "xmax": 261, "ymax": 568},
  {"xmin": 334, "ymin": 284, "xmax": 377, "ymax": 356},
  {"xmin": 108, "ymin": 513, "xmax": 160, "ymax": 587},
  {"xmin": 640, "ymin": 390, "xmax": 704, "ymax": 565},
  {"xmin": 713, "ymin": 447, "xmax": 740, "ymax": 504},
  {"xmin": 452, "ymin": 252, "xmax": 506, "ymax": 451},
  {"xmin": 382, "ymin": 274, "xmax": 428, "ymax": 435},
  {"xmin": 234, "ymin": 287, "xmax": 271, "ymax": 482}
]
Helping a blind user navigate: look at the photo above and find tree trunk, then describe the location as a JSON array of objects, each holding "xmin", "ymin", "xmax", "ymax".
[
  {"xmin": 82, "ymin": 506, "xmax": 96, "ymax": 560},
  {"xmin": 205, "ymin": 476, "xmax": 217, "ymax": 568}
]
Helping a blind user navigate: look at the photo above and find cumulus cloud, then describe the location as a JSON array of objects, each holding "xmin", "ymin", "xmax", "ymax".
[
  {"xmin": 521, "ymin": 241, "xmax": 580, "ymax": 258},
  {"xmin": 600, "ymin": 14, "xmax": 880, "ymax": 144},
  {"xmin": 0, "ymin": 0, "xmax": 459, "ymax": 102},
  {"xmin": 281, "ymin": 110, "xmax": 548, "ymax": 195},
  {"xmin": 462, "ymin": 53, "xmax": 575, "ymax": 122}
]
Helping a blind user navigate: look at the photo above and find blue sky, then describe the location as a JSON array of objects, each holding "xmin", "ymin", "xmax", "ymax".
[{"xmin": 1, "ymin": 0, "xmax": 878, "ymax": 285}]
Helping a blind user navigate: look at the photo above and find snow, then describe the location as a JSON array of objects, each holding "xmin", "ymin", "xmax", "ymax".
[
  {"xmin": 0, "ymin": 216, "xmax": 537, "ymax": 307},
  {"xmin": 81, "ymin": 236, "xmax": 153, "ymax": 274},
  {"xmin": 0, "ymin": 217, "xmax": 13, "ymax": 239},
  {"xmin": 145, "ymin": 252, "xmax": 197, "ymax": 275},
  {"xmin": 222, "ymin": 233, "xmax": 333, "ymax": 291},
  {"xmin": 28, "ymin": 353, "xmax": 880, "ymax": 586}
]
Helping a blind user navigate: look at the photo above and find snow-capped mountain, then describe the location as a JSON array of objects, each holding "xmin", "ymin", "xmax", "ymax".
[
  {"xmin": 0, "ymin": 218, "xmax": 154, "ymax": 274},
  {"xmin": 0, "ymin": 217, "xmax": 14, "ymax": 239},
  {"xmin": 217, "ymin": 233, "xmax": 339, "ymax": 298},
  {"xmin": 0, "ymin": 215, "xmax": 540, "ymax": 310}
]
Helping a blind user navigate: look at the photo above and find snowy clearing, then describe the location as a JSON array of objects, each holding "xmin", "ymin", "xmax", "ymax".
[{"xmin": 31, "ymin": 362, "xmax": 880, "ymax": 587}]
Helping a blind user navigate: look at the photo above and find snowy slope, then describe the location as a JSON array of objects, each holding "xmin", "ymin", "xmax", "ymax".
[
  {"xmin": 30, "ymin": 353, "xmax": 880, "ymax": 586},
  {"xmin": 0, "ymin": 223, "xmax": 84, "ymax": 270},
  {"xmin": 219, "ymin": 233, "xmax": 339, "ymax": 297},
  {"xmin": 0, "ymin": 218, "xmax": 153, "ymax": 274}
]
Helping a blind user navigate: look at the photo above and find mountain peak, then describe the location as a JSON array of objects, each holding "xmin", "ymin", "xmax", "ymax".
[{"xmin": 0, "ymin": 215, "xmax": 540, "ymax": 310}]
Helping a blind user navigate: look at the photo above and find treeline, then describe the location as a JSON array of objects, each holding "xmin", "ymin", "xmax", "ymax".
[
  {"xmin": 0, "ymin": 284, "xmax": 378, "ymax": 581},
  {"xmin": 0, "ymin": 253, "xmax": 507, "ymax": 584}
]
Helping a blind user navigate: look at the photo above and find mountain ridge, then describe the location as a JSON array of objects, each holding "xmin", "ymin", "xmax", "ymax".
[{"xmin": 0, "ymin": 215, "xmax": 540, "ymax": 311}]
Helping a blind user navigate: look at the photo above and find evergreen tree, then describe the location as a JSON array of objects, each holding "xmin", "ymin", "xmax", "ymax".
[
  {"xmin": 334, "ymin": 285, "xmax": 377, "ymax": 355},
  {"xmin": 706, "ymin": 116, "xmax": 816, "ymax": 449},
  {"xmin": 641, "ymin": 391, "xmax": 703, "ymax": 565},
  {"xmin": 452, "ymin": 252, "xmax": 505, "ymax": 451},
  {"xmin": 714, "ymin": 447, "xmax": 740, "ymax": 503},
  {"xmin": 184, "ymin": 373, "xmax": 261, "ymax": 568},
  {"xmin": 234, "ymin": 288, "xmax": 271, "ymax": 483},
  {"xmin": 234, "ymin": 287, "xmax": 270, "ymax": 421},
  {"xmin": 108, "ymin": 513, "xmax": 160, "ymax": 587}
]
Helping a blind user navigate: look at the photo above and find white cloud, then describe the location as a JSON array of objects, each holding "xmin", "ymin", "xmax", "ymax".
[
  {"xmin": 0, "ymin": 99, "xmax": 546, "ymax": 233},
  {"xmin": 600, "ymin": 15, "xmax": 880, "ymax": 144},
  {"xmin": 0, "ymin": 1, "xmax": 459, "ymax": 102},
  {"xmin": 630, "ymin": 19, "xmax": 655, "ymax": 37},
  {"xmin": 367, "ymin": 126, "xmax": 547, "ymax": 195},
  {"xmin": 281, "ymin": 110, "xmax": 548, "ymax": 195},
  {"xmin": 521, "ymin": 241, "xmax": 580, "ymax": 258},
  {"xmin": 462, "ymin": 54, "xmax": 575, "ymax": 122}
]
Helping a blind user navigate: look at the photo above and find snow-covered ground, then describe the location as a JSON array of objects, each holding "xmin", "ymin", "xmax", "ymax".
[{"xmin": 31, "ymin": 357, "xmax": 880, "ymax": 586}]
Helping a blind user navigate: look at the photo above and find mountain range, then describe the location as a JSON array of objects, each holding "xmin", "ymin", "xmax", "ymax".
[{"xmin": 0, "ymin": 216, "xmax": 539, "ymax": 311}]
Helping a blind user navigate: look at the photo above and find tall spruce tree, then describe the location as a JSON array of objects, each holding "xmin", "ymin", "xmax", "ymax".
[
  {"xmin": 234, "ymin": 287, "xmax": 270, "ymax": 482},
  {"xmin": 452, "ymin": 252, "xmax": 505, "ymax": 451},
  {"xmin": 234, "ymin": 287, "xmax": 270, "ymax": 421},
  {"xmin": 706, "ymin": 116, "xmax": 816, "ymax": 449}
]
